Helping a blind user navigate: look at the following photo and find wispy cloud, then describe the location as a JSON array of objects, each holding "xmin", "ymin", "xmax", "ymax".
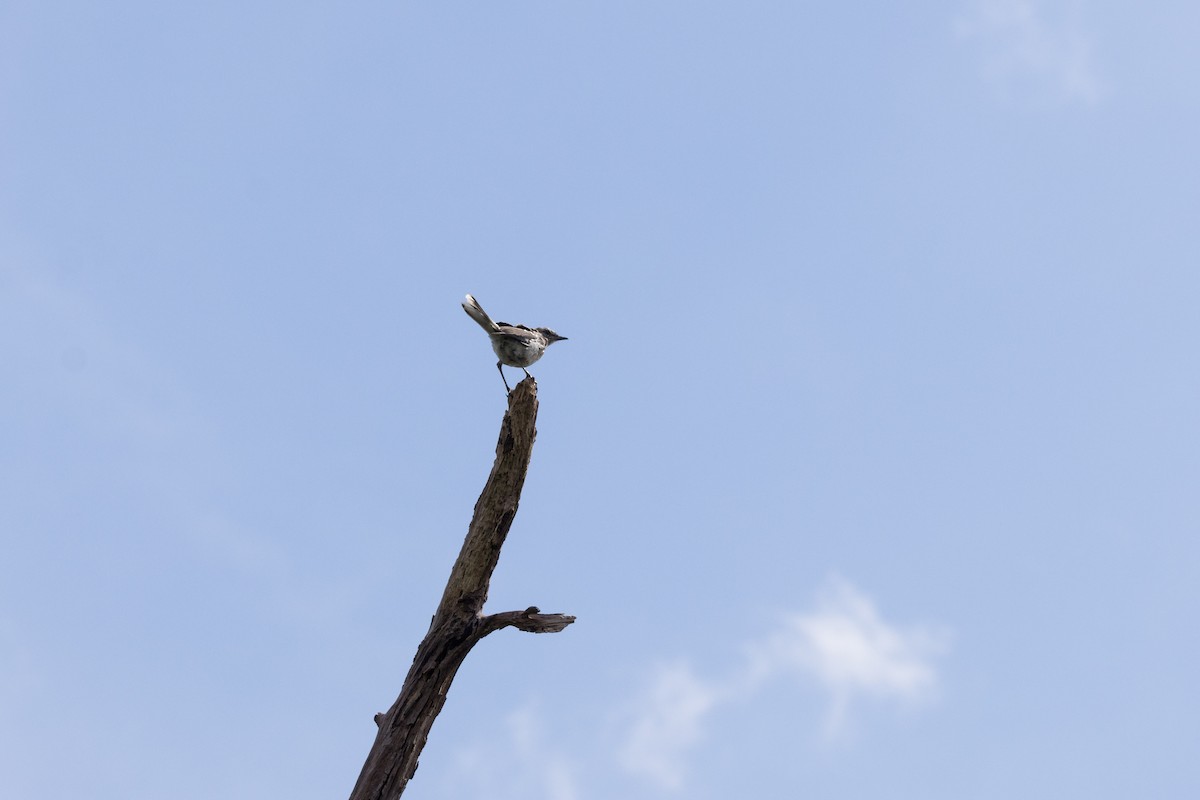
[
  {"xmin": 745, "ymin": 576, "xmax": 950, "ymax": 737},
  {"xmin": 955, "ymin": 0, "xmax": 1103, "ymax": 104},
  {"xmin": 616, "ymin": 661, "xmax": 720, "ymax": 791},
  {"xmin": 615, "ymin": 576, "xmax": 950, "ymax": 790},
  {"xmin": 0, "ymin": 259, "xmax": 353, "ymax": 627},
  {"xmin": 450, "ymin": 577, "xmax": 948, "ymax": 796},
  {"xmin": 449, "ymin": 704, "xmax": 581, "ymax": 800},
  {"xmin": 0, "ymin": 617, "xmax": 41, "ymax": 719}
]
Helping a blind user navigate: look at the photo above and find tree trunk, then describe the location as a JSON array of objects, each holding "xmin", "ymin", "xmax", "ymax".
[{"xmin": 348, "ymin": 377, "xmax": 574, "ymax": 800}]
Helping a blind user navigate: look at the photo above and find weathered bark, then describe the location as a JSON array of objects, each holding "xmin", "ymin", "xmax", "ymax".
[{"xmin": 348, "ymin": 377, "xmax": 574, "ymax": 800}]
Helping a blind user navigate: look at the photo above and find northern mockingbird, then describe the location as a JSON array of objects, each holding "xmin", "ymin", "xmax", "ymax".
[{"xmin": 462, "ymin": 294, "xmax": 567, "ymax": 393}]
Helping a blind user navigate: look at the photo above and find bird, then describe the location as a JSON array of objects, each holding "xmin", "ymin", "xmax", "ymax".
[{"xmin": 462, "ymin": 294, "xmax": 567, "ymax": 393}]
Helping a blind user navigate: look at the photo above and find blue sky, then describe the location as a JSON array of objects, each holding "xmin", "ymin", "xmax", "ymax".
[{"xmin": 3, "ymin": 1, "xmax": 1198, "ymax": 798}]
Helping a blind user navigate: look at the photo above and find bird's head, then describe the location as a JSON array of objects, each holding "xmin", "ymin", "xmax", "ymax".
[{"xmin": 537, "ymin": 328, "xmax": 568, "ymax": 344}]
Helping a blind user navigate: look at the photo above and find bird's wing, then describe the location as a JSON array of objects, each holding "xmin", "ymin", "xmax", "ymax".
[{"xmin": 492, "ymin": 327, "xmax": 536, "ymax": 345}]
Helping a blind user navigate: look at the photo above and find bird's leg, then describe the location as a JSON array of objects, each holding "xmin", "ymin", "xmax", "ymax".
[
  {"xmin": 522, "ymin": 367, "xmax": 533, "ymax": 381},
  {"xmin": 496, "ymin": 361, "xmax": 513, "ymax": 393}
]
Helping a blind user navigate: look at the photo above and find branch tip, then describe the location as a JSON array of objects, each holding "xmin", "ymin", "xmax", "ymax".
[{"xmin": 482, "ymin": 607, "xmax": 576, "ymax": 635}]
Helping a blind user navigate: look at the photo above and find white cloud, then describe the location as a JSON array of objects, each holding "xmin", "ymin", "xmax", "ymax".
[
  {"xmin": 955, "ymin": 0, "xmax": 1103, "ymax": 104},
  {"xmin": 616, "ymin": 661, "xmax": 720, "ymax": 791},
  {"xmin": 746, "ymin": 576, "xmax": 950, "ymax": 737},
  {"xmin": 615, "ymin": 576, "xmax": 950, "ymax": 789},
  {"xmin": 452, "ymin": 578, "xmax": 948, "ymax": 796}
]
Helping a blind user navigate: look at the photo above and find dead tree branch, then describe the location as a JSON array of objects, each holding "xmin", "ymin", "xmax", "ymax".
[{"xmin": 348, "ymin": 377, "xmax": 574, "ymax": 800}]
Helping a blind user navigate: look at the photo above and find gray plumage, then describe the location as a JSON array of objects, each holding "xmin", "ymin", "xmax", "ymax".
[{"xmin": 462, "ymin": 294, "xmax": 567, "ymax": 393}]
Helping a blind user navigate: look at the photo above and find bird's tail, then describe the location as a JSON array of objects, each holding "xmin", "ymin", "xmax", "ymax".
[{"xmin": 462, "ymin": 294, "xmax": 499, "ymax": 333}]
